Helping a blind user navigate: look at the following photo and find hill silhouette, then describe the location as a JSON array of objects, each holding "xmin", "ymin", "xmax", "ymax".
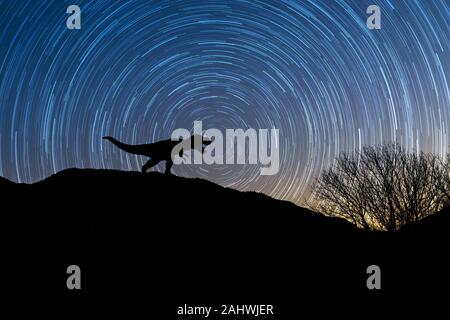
[{"xmin": 0, "ymin": 168, "xmax": 448, "ymax": 297}]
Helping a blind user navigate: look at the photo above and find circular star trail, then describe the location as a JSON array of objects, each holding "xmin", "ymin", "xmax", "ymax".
[{"xmin": 0, "ymin": 0, "xmax": 448, "ymax": 205}]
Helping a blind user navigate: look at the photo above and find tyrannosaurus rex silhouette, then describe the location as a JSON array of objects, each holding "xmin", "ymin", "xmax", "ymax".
[{"xmin": 103, "ymin": 135, "xmax": 212, "ymax": 174}]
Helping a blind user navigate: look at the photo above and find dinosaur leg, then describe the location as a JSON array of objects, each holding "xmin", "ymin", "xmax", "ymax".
[
  {"xmin": 165, "ymin": 160, "xmax": 173, "ymax": 175},
  {"xmin": 142, "ymin": 158, "xmax": 160, "ymax": 173}
]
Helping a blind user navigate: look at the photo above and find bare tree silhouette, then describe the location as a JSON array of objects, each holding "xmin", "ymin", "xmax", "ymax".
[
  {"xmin": 311, "ymin": 143, "xmax": 449, "ymax": 231},
  {"xmin": 444, "ymin": 154, "xmax": 450, "ymax": 206}
]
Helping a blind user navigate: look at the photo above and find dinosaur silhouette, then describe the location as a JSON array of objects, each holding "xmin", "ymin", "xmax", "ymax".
[{"xmin": 103, "ymin": 135, "xmax": 212, "ymax": 174}]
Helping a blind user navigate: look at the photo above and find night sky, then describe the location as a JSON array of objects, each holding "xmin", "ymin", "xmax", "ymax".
[{"xmin": 0, "ymin": 0, "xmax": 448, "ymax": 205}]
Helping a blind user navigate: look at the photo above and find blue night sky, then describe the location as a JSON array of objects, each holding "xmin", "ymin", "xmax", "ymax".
[{"xmin": 0, "ymin": 0, "xmax": 448, "ymax": 205}]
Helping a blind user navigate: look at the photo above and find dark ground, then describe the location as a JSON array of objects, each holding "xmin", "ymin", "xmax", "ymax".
[{"xmin": 0, "ymin": 168, "xmax": 448, "ymax": 302}]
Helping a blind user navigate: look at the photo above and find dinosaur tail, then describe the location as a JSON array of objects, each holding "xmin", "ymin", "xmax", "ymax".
[{"xmin": 103, "ymin": 136, "xmax": 150, "ymax": 155}]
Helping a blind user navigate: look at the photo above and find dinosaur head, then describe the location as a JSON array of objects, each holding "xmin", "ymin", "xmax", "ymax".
[
  {"xmin": 189, "ymin": 134, "xmax": 212, "ymax": 153},
  {"xmin": 202, "ymin": 137, "xmax": 213, "ymax": 146}
]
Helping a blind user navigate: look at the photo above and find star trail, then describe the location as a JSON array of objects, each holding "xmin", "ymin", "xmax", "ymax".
[{"xmin": 0, "ymin": 0, "xmax": 448, "ymax": 205}]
